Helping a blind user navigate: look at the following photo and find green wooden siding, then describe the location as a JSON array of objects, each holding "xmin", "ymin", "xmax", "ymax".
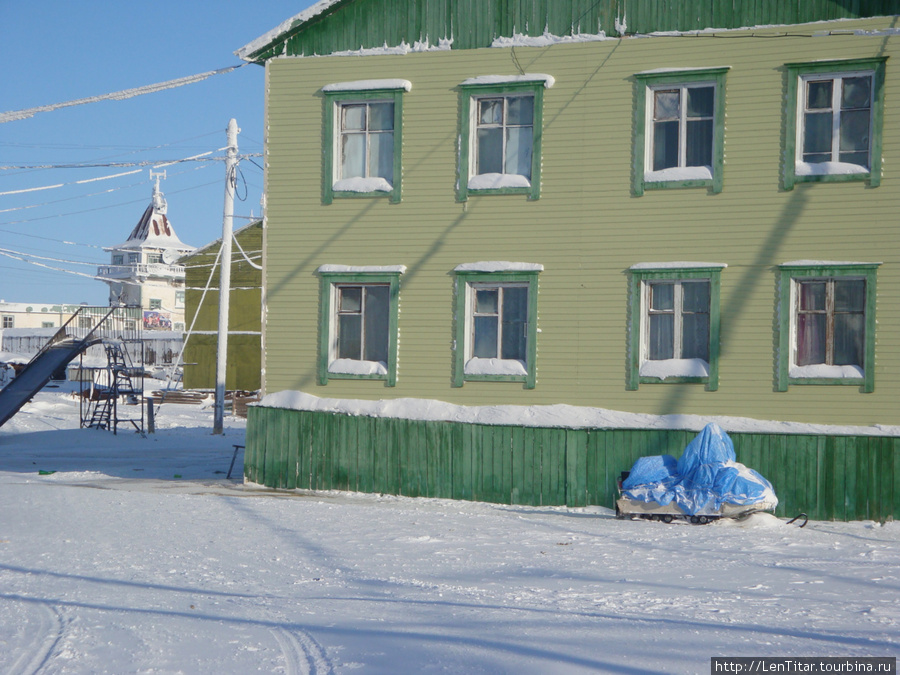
[
  {"xmin": 181, "ymin": 222, "xmax": 263, "ymax": 391},
  {"xmin": 262, "ymin": 19, "xmax": 900, "ymax": 427},
  {"xmin": 247, "ymin": 406, "xmax": 899, "ymax": 521},
  {"xmin": 244, "ymin": 0, "xmax": 900, "ymax": 61}
]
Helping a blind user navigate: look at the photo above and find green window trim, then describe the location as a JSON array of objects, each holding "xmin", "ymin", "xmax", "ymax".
[
  {"xmin": 452, "ymin": 268, "xmax": 541, "ymax": 388},
  {"xmin": 457, "ymin": 79, "xmax": 547, "ymax": 202},
  {"xmin": 633, "ymin": 67, "xmax": 729, "ymax": 197},
  {"xmin": 627, "ymin": 265, "xmax": 724, "ymax": 391},
  {"xmin": 783, "ymin": 57, "xmax": 887, "ymax": 191},
  {"xmin": 317, "ymin": 269, "xmax": 403, "ymax": 386},
  {"xmin": 776, "ymin": 262, "xmax": 879, "ymax": 393},
  {"xmin": 322, "ymin": 86, "xmax": 406, "ymax": 204}
]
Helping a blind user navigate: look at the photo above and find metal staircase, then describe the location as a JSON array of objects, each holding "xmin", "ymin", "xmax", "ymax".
[
  {"xmin": 0, "ymin": 305, "xmax": 144, "ymax": 432},
  {"xmin": 82, "ymin": 339, "xmax": 144, "ymax": 434}
]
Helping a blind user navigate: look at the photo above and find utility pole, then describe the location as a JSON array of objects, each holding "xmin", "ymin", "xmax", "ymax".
[{"xmin": 213, "ymin": 118, "xmax": 238, "ymax": 435}]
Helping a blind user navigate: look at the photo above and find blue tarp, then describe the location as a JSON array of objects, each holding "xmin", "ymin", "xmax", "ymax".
[{"xmin": 621, "ymin": 423, "xmax": 777, "ymax": 516}]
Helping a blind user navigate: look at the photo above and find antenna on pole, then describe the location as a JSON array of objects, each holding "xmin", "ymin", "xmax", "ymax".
[
  {"xmin": 213, "ymin": 119, "xmax": 239, "ymax": 435},
  {"xmin": 150, "ymin": 169, "xmax": 167, "ymax": 213}
]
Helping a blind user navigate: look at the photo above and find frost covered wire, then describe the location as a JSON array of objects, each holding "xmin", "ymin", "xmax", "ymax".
[{"xmin": 0, "ymin": 66, "xmax": 245, "ymax": 124}]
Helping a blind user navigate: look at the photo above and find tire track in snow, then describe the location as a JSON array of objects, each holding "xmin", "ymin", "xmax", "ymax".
[
  {"xmin": 270, "ymin": 626, "xmax": 333, "ymax": 675},
  {"xmin": 5, "ymin": 602, "xmax": 65, "ymax": 675}
]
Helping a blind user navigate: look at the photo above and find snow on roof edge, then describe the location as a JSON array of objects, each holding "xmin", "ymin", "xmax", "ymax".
[
  {"xmin": 257, "ymin": 391, "xmax": 900, "ymax": 438},
  {"xmin": 236, "ymin": 0, "xmax": 344, "ymax": 60}
]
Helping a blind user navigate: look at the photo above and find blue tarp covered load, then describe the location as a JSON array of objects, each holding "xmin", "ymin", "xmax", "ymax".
[{"xmin": 621, "ymin": 423, "xmax": 777, "ymax": 516}]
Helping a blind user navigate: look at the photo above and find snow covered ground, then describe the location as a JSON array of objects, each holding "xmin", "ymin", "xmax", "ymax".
[{"xmin": 0, "ymin": 385, "xmax": 898, "ymax": 674}]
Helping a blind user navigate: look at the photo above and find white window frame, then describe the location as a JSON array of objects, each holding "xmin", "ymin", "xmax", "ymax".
[
  {"xmin": 333, "ymin": 99, "xmax": 395, "ymax": 191},
  {"xmin": 468, "ymin": 93, "xmax": 535, "ymax": 188},
  {"xmin": 328, "ymin": 283, "xmax": 391, "ymax": 376},
  {"xmin": 777, "ymin": 262, "xmax": 879, "ymax": 392},
  {"xmin": 640, "ymin": 279, "xmax": 711, "ymax": 372},
  {"xmin": 2, "ymin": 315, "xmax": 13, "ymax": 329},
  {"xmin": 149, "ymin": 298, "xmax": 162, "ymax": 310},
  {"xmin": 465, "ymin": 281, "xmax": 530, "ymax": 372},
  {"xmin": 644, "ymin": 82, "xmax": 717, "ymax": 183},
  {"xmin": 796, "ymin": 70, "xmax": 873, "ymax": 175}
]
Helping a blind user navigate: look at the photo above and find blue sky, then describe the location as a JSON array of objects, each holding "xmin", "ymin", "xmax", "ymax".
[{"xmin": 0, "ymin": 1, "xmax": 317, "ymax": 305}]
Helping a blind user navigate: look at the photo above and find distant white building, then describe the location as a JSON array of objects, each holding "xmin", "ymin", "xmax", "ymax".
[{"xmin": 96, "ymin": 175, "xmax": 195, "ymax": 331}]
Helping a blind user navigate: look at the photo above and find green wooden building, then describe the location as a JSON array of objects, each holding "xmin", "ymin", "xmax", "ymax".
[
  {"xmin": 181, "ymin": 221, "xmax": 263, "ymax": 392},
  {"xmin": 238, "ymin": 0, "xmax": 900, "ymax": 518}
]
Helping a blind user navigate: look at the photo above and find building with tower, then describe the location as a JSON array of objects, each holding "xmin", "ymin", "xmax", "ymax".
[{"xmin": 97, "ymin": 173, "xmax": 195, "ymax": 331}]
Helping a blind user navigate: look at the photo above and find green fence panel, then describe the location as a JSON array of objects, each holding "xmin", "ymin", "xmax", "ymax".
[{"xmin": 244, "ymin": 408, "xmax": 898, "ymax": 521}]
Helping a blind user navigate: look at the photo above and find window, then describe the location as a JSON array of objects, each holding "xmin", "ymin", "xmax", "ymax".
[
  {"xmin": 633, "ymin": 68, "xmax": 728, "ymax": 196},
  {"xmin": 41, "ymin": 321, "xmax": 55, "ymax": 328},
  {"xmin": 316, "ymin": 265, "xmax": 404, "ymax": 385},
  {"xmin": 628, "ymin": 264, "xmax": 724, "ymax": 390},
  {"xmin": 148, "ymin": 253, "xmax": 162, "ymax": 264},
  {"xmin": 149, "ymin": 298, "xmax": 162, "ymax": 310},
  {"xmin": 175, "ymin": 290, "xmax": 185, "ymax": 309},
  {"xmin": 322, "ymin": 80, "xmax": 409, "ymax": 204},
  {"xmin": 784, "ymin": 58, "xmax": 886, "ymax": 189},
  {"xmin": 777, "ymin": 262, "xmax": 879, "ymax": 392},
  {"xmin": 457, "ymin": 75, "xmax": 553, "ymax": 201},
  {"xmin": 2, "ymin": 315, "xmax": 13, "ymax": 328},
  {"xmin": 453, "ymin": 263, "xmax": 541, "ymax": 388},
  {"xmin": 128, "ymin": 253, "xmax": 140, "ymax": 264},
  {"xmin": 112, "ymin": 254, "xmax": 124, "ymax": 265}
]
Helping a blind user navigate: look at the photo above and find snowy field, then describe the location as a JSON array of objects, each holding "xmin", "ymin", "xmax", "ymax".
[{"xmin": 0, "ymin": 385, "xmax": 898, "ymax": 674}]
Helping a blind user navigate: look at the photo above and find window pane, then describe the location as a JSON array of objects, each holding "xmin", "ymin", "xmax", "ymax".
[
  {"xmin": 682, "ymin": 282, "xmax": 710, "ymax": 313},
  {"xmin": 476, "ymin": 128, "xmax": 503, "ymax": 175},
  {"xmin": 506, "ymin": 96, "xmax": 534, "ymax": 126},
  {"xmin": 338, "ymin": 314, "xmax": 362, "ymax": 359},
  {"xmin": 798, "ymin": 281, "xmax": 826, "ymax": 311},
  {"xmin": 369, "ymin": 131, "xmax": 394, "ymax": 183},
  {"xmin": 342, "ymin": 105, "xmax": 366, "ymax": 131},
  {"xmin": 505, "ymin": 126, "xmax": 533, "ymax": 179},
  {"xmin": 842, "ymin": 77, "xmax": 871, "ymax": 110},
  {"xmin": 654, "ymin": 90, "xmax": 680, "ymax": 120},
  {"xmin": 501, "ymin": 287, "xmax": 528, "ymax": 361},
  {"xmin": 367, "ymin": 102, "xmax": 394, "ymax": 131},
  {"xmin": 649, "ymin": 314, "xmax": 674, "ymax": 360},
  {"xmin": 685, "ymin": 119, "xmax": 713, "ymax": 167},
  {"xmin": 833, "ymin": 313, "xmax": 865, "ymax": 367},
  {"xmin": 803, "ymin": 112, "xmax": 833, "ymax": 158},
  {"xmin": 653, "ymin": 120, "xmax": 679, "ymax": 171},
  {"xmin": 479, "ymin": 99, "xmax": 503, "ymax": 125},
  {"xmin": 341, "ymin": 133, "xmax": 366, "ymax": 179},
  {"xmin": 682, "ymin": 313, "xmax": 709, "ymax": 361},
  {"xmin": 834, "ymin": 279, "xmax": 865, "ymax": 312},
  {"xmin": 687, "ymin": 86, "xmax": 714, "ymax": 118},
  {"xmin": 474, "ymin": 316, "xmax": 498, "ymax": 358},
  {"xmin": 475, "ymin": 288, "xmax": 498, "ymax": 314},
  {"xmin": 650, "ymin": 283, "xmax": 674, "ymax": 311},
  {"xmin": 363, "ymin": 286, "xmax": 390, "ymax": 363},
  {"xmin": 806, "ymin": 80, "xmax": 833, "ymax": 109},
  {"xmin": 339, "ymin": 286, "xmax": 362, "ymax": 313},
  {"xmin": 839, "ymin": 109, "xmax": 870, "ymax": 155},
  {"xmin": 797, "ymin": 314, "xmax": 826, "ymax": 366}
]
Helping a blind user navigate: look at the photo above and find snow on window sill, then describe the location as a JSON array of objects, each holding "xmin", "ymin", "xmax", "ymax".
[
  {"xmin": 644, "ymin": 166, "xmax": 713, "ymax": 183},
  {"xmin": 329, "ymin": 359, "xmax": 388, "ymax": 376},
  {"xmin": 795, "ymin": 161, "xmax": 868, "ymax": 177},
  {"xmin": 465, "ymin": 358, "xmax": 527, "ymax": 376},
  {"xmin": 467, "ymin": 173, "xmax": 531, "ymax": 190},
  {"xmin": 322, "ymin": 79, "xmax": 412, "ymax": 93},
  {"xmin": 640, "ymin": 358, "xmax": 709, "ymax": 380},
  {"xmin": 333, "ymin": 177, "xmax": 392, "ymax": 193},
  {"xmin": 790, "ymin": 364, "xmax": 864, "ymax": 379}
]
